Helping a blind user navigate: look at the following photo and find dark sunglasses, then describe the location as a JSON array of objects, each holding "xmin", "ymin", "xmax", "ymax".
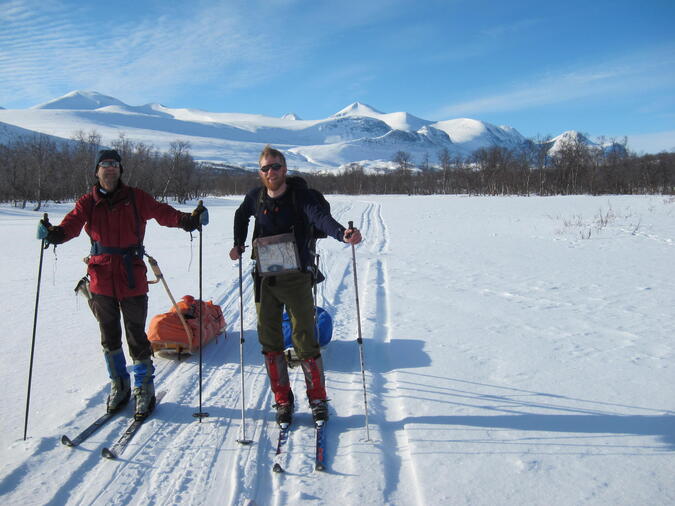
[
  {"xmin": 260, "ymin": 163, "xmax": 283, "ymax": 173},
  {"xmin": 98, "ymin": 160, "xmax": 120, "ymax": 168}
]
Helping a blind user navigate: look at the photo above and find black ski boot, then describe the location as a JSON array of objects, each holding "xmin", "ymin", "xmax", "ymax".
[
  {"xmin": 103, "ymin": 349, "xmax": 131, "ymax": 413},
  {"xmin": 301, "ymin": 355, "xmax": 329, "ymax": 424},
  {"xmin": 310, "ymin": 399, "xmax": 329, "ymax": 424},
  {"xmin": 274, "ymin": 390, "xmax": 295, "ymax": 426},
  {"xmin": 132, "ymin": 358, "xmax": 156, "ymax": 420}
]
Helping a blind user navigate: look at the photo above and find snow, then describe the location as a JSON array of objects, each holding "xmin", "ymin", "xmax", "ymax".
[
  {"xmin": 432, "ymin": 118, "xmax": 526, "ymax": 152},
  {"xmin": 0, "ymin": 91, "xmax": 530, "ymax": 170},
  {"xmin": 332, "ymin": 102, "xmax": 384, "ymax": 117},
  {"xmin": 1, "ymin": 194, "xmax": 674, "ymax": 505},
  {"xmin": 32, "ymin": 91, "xmax": 127, "ymax": 111}
]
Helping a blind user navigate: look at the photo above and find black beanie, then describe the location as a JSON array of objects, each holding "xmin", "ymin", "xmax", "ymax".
[{"xmin": 94, "ymin": 149, "xmax": 123, "ymax": 174}]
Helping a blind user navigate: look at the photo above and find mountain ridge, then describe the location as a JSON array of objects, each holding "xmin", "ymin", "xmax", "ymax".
[{"xmin": 1, "ymin": 90, "xmax": 620, "ymax": 172}]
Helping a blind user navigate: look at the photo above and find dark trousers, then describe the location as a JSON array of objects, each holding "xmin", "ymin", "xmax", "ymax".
[
  {"xmin": 256, "ymin": 272, "xmax": 319, "ymax": 359},
  {"xmin": 88, "ymin": 293, "xmax": 152, "ymax": 361}
]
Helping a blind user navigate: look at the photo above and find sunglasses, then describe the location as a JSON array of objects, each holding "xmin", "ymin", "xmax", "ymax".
[
  {"xmin": 98, "ymin": 160, "xmax": 120, "ymax": 168},
  {"xmin": 260, "ymin": 163, "xmax": 283, "ymax": 173}
]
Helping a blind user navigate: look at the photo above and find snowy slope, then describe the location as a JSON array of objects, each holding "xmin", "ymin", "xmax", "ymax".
[
  {"xmin": 432, "ymin": 117, "xmax": 526, "ymax": 152},
  {"xmin": 32, "ymin": 91, "xmax": 128, "ymax": 110},
  {"xmin": 0, "ymin": 91, "xmax": 536, "ymax": 170},
  {"xmin": 0, "ymin": 120, "xmax": 74, "ymax": 147},
  {"xmin": 1, "ymin": 195, "xmax": 674, "ymax": 505}
]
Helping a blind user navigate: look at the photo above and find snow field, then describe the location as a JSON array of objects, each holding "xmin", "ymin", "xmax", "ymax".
[{"xmin": 0, "ymin": 194, "xmax": 673, "ymax": 505}]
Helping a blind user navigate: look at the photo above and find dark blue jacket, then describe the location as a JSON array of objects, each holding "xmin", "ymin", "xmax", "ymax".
[{"xmin": 233, "ymin": 185, "xmax": 346, "ymax": 270}]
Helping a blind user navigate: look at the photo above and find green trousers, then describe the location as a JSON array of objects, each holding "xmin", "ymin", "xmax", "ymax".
[{"xmin": 256, "ymin": 271, "xmax": 319, "ymax": 359}]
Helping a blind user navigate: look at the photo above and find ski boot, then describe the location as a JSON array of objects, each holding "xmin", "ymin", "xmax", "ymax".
[
  {"xmin": 132, "ymin": 358, "xmax": 156, "ymax": 420},
  {"xmin": 301, "ymin": 355, "xmax": 329, "ymax": 424},
  {"xmin": 264, "ymin": 351, "xmax": 294, "ymax": 426},
  {"xmin": 103, "ymin": 349, "xmax": 131, "ymax": 413},
  {"xmin": 310, "ymin": 399, "xmax": 329, "ymax": 424},
  {"xmin": 274, "ymin": 390, "xmax": 295, "ymax": 426}
]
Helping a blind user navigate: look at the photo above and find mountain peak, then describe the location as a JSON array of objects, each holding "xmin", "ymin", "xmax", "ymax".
[
  {"xmin": 553, "ymin": 130, "xmax": 588, "ymax": 142},
  {"xmin": 332, "ymin": 102, "xmax": 384, "ymax": 118},
  {"xmin": 31, "ymin": 90, "xmax": 127, "ymax": 110},
  {"xmin": 282, "ymin": 112, "xmax": 301, "ymax": 121}
]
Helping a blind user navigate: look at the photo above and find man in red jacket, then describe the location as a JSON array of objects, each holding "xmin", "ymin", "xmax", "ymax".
[{"xmin": 38, "ymin": 149, "xmax": 207, "ymax": 419}]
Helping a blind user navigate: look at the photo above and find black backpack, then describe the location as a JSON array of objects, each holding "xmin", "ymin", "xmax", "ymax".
[
  {"xmin": 254, "ymin": 176, "xmax": 329, "ymax": 283},
  {"xmin": 255, "ymin": 176, "xmax": 330, "ymax": 241},
  {"xmin": 286, "ymin": 176, "xmax": 330, "ymax": 240}
]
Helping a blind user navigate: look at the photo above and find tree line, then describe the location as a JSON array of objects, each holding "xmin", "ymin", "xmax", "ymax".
[
  {"xmin": 0, "ymin": 132, "xmax": 204, "ymax": 209},
  {"xmin": 1, "ymin": 132, "xmax": 672, "ymax": 208}
]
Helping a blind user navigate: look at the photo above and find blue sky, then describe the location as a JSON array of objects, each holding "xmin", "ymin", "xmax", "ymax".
[{"xmin": 1, "ymin": 0, "xmax": 674, "ymax": 152}]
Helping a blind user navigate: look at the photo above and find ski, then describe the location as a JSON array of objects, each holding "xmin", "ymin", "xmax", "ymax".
[
  {"xmin": 314, "ymin": 420, "xmax": 327, "ymax": 471},
  {"xmin": 61, "ymin": 411, "xmax": 117, "ymax": 447},
  {"xmin": 272, "ymin": 423, "xmax": 291, "ymax": 473},
  {"xmin": 101, "ymin": 391, "xmax": 166, "ymax": 460}
]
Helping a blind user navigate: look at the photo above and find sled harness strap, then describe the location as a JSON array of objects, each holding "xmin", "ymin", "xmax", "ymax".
[{"xmin": 89, "ymin": 243, "xmax": 145, "ymax": 289}]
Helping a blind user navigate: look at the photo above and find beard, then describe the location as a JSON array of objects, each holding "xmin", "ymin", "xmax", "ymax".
[
  {"xmin": 98, "ymin": 172, "xmax": 121, "ymax": 192},
  {"xmin": 259, "ymin": 172, "xmax": 285, "ymax": 192}
]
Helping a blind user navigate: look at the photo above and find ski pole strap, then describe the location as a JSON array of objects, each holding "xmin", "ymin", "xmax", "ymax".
[{"xmin": 90, "ymin": 242, "xmax": 145, "ymax": 289}]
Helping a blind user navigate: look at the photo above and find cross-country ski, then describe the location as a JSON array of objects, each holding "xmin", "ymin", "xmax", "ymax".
[
  {"xmin": 272, "ymin": 423, "xmax": 291, "ymax": 474},
  {"xmin": 101, "ymin": 391, "xmax": 167, "ymax": 460},
  {"xmin": 61, "ymin": 411, "xmax": 117, "ymax": 447}
]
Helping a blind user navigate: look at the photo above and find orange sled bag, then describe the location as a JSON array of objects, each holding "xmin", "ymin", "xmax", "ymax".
[{"xmin": 148, "ymin": 295, "xmax": 226, "ymax": 354}]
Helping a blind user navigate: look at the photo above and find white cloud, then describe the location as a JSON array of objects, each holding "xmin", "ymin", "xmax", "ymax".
[{"xmin": 0, "ymin": 1, "xmax": 287, "ymax": 107}]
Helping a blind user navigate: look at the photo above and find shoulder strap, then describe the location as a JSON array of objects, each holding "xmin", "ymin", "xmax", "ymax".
[
  {"xmin": 253, "ymin": 186, "xmax": 265, "ymax": 240},
  {"xmin": 128, "ymin": 189, "xmax": 142, "ymax": 246}
]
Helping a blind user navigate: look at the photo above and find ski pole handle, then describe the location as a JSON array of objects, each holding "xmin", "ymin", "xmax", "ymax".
[
  {"xmin": 41, "ymin": 213, "xmax": 49, "ymax": 248},
  {"xmin": 346, "ymin": 220, "xmax": 354, "ymax": 239}
]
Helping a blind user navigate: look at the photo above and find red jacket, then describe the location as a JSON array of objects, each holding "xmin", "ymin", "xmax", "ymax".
[{"xmin": 58, "ymin": 183, "xmax": 185, "ymax": 299}]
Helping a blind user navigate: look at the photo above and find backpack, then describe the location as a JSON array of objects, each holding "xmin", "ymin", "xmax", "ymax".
[
  {"xmin": 282, "ymin": 306, "xmax": 333, "ymax": 349},
  {"xmin": 254, "ymin": 175, "xmax": 330, "ymax": 283},
  {"xmin": 255, "ymin": 176, "xmax": 330, "ymax": 244},
  {"xmin": 286, "ymin": 176, "xmax": 330, "ymax": 240}
]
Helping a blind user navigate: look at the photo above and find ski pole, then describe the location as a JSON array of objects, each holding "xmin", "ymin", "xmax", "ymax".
[
  {"xmin": 24, "ymin": 213, "xmax": 48, "ymax": 440},
  {"xmin": 236, "ymin": 252, "xmax": 252, "ymax": 445},
  {"xmin": 348, "ymin": 220, "xmax": 370, "ymax": 441},
  {"xmin": 193, "ymin": 202, "xmax": 208, "ymax": 421}
]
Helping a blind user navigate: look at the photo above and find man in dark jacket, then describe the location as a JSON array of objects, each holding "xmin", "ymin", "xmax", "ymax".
[
  {"xmin": 38, "ymin": 149, "xmax": 206, "ymax": 419},
  {"xmin": 229, "ymin": 145, "xmax": 362, "ymax": 426}
]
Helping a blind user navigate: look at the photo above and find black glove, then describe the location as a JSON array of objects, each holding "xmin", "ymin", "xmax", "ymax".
[
  {"xmin": 180, "ymin": 213, "xmax": 200, "ymax": 232},
  {"xmin": 37, "ymin": 218, "xmax": 65, "ymax": 244},
  {"xmin": 181, "ymin": 202, "xmax": 209, "ymax": 232}
]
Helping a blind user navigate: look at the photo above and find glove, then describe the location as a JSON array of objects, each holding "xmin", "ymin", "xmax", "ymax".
[
  {"xmin": 180, "ymin": 213, "xmax": 200, "ymax": 232},
  {"xmin": 192, "ymin": 201, "xmax": 209, "ymax": 226},
  {"xmin": 37, "ymin": 218, "xmax": 65, "ymax": 244},
  {"xmin": 181, "ymin": 202, "xmax": 208, "ymax": 232}
]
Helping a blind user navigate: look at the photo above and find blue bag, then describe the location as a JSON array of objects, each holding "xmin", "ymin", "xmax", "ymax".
[{"xmin": 282, "ymin": 306, "xmax": 333, "ymax": 350}]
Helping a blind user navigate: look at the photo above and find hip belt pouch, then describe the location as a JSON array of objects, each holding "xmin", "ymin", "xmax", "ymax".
[{"xmin": 253, "ymin": 232, "xmax": 301, "ymax": 277}]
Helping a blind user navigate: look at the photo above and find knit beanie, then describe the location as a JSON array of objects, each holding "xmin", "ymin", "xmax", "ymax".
[{"xmin": 94, "ymin": 149, "xmax": 123, "ymax": 174}]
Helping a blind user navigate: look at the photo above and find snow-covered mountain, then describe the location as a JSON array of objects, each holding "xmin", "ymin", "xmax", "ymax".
[
  {"xmin": 0, "ymin": 120, "xmax": 73, "ymax": 147},
  {"xmin": 0, "ymin": 91, "xmax": 614, "ymax": 171},
  {"xmin": 545, "ymin": 130, "xmax": 626, "ymax": 157},
  {"xmin": 31, "ymin": 90, "xmax": 128, "ymax": 110}
]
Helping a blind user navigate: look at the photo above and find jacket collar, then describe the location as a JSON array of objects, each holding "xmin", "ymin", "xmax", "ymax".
[{"xmin": 92, "ymin": 181, "xmax": 130, "ymax": 205}]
